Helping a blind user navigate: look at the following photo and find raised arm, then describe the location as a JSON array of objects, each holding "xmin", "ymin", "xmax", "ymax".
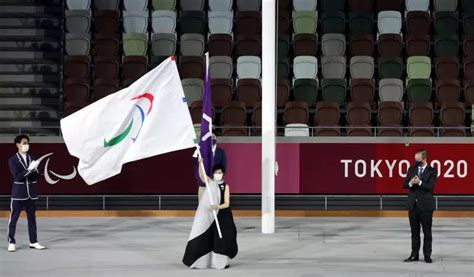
[{"xmin": 197, "ymin": 158, "xmax": 211, "ymax": 184}]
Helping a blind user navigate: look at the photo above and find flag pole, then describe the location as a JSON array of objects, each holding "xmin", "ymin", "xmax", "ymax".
[{"xmin": 196, "ymin": 146, "xmax": 223, "ymax": 239}]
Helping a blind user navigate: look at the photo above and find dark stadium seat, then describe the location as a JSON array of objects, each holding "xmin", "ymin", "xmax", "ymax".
[
  {"xmin": 64, "ymin": 56, "xmax": 90, "ymax": 79},
  {"xmin": 293, "ymin": 79, "xmax": 318, "ymax": 106},
  {"xmin": 236, "ymin": 35, "xmax": 261, "ymax": 56},
  {"xmin": 409, "ymin": 102, "xmax": 435, "ymax": 137},
  {"xmin": 94, "ymin": 34, "xmax": 119, "ymax": 57},
  {"xmin": 315, "ymin": 102, "xmax": 341, "ymax": 136},
  {"xmin": 277, "ymin": 79, "xmax": 290, "ymax": 108},
  {"xmin": 321, "ymin": 12, "xmax": 346, "ymax": 34},
  {"xmin": 179, "ymin": 56, "xmax": 205, "ymax": 79},
  {"xmin": 406, "ymin": 11, "xmax": 430, "ymax": 35},
  {"xmin": 221, "ymin": 101, "xmax": 248, "ymax": 136},
  {"xmin": 377, "ymin": 34, "xmax": 403, "ymax": 58},
  {"xmin": 293, "ymin": 34, "xmax": 318, "ymax": 57},
  {"xmin": 94, "ymin": 56, "xmax": 119, "ymax": 80},
  {"xmin": 211, "ymin": 79, "xmax": 233, "ymax": 108},
  {"xmin": 93, "ymin": 78, "xmax": 119, "ymax": 101},
  {"xmin": 94, "ymin": 10, "xmax": 119, "ymax": 34},
  {"xmin": 376, "ymin": 0, "xmax": 402, "ymax": 11},
  {"xmin": 440, "ymin": 102, "xmax": 466, "ymax": 136},
  {"xmin": 64, "ymin": 78, "xmax": 91, "ymax": 115},
  {"xmin": 208, "ymin": 34, "xmax": 233, "ymax": 57},
  {"xmin": 406, "ymin": 35, "xmax": 431, "ymax": 56},
  {"xmin": 349, "ymin": 0, "xmax": 373, "ymax": 12},
  {"xmin": 121, "ymin": 56, "xmax": 148, "ymax": 83},
  {"xmin": 284, "ymin": 102, "xmax": 309, "ymax": 124},
  {"xmin": 436, "ymin": 80, "xmax": 461, "ymax": 106},
  {"xmin": 236, "ymin": 79, "xmax": 262, "ymax": 108},
  {"xmin": 350, "ymin": 79, "xmax": 375, "ymax": 103},
  {"xmin": 179, "ymin": 11, "xmax": 206, "ymax": 34},
  {"xmin": 436, "ymin": 57, "xmax": 460, "ymax": 80},
  {"xmin": 377, "ymin": 101, "xmax": 403, "ymax": 137},
  {"xmin": 349, "ymin": 12, "xmax": 374, "ymax": 35},
  {"xmin": 237, "ymin": 11, "xmax": 261, "ymax": 35},
  {"xmin": 350, "ymin": 34, "xmax": 375, "ymax": 56},
  {"xmin": 346, "ymin": 102, "xmax": 373, "ymax": 136}
]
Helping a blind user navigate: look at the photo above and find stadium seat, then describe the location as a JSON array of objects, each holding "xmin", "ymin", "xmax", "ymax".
[
  {"xmin": 463, "ymin": 14, "xmax": 474, "ymax": 34},
  {"xmin": 293, "ymin": 56, "xmax": 318, "ymax": 80},
  {"xmin": 211, "ymin": 79, "xmax": 233, "ymax": 108},
  {"xmin": 237, "ymin": 79, "xmax": 262, "ymax": 108},
  {"xmin": 123, "ymin": 11, "xmax": 148, "ymax": 33},
  {"xmin": 278, "ymin": 10, "xmax": 290, "ymax": 34},
  {"xmin": 65, "ymin": 56, "xmax": 90, "ymax": 79},
  {"xmin": 349, "ymin": 0, "xmax": 373, "ymax": 12},
  {"xmin": 293, "ymin": 0, "xmax": 317, "ymax": 11},
  {"xmin": 320, "ymin": 0, "xmax": 345, "ymax": 12},
  {"xmin": 94, "ymin": 34, "xmax": 119, "ymax": 57},
  {"xmin": 209, "ymin": 56, "xmax": 233, "ymax": 79},
  {"xmin": 440, "ymin": 102, "xmax": 466, "ymax": 136},
  {"xmin": 278, "ymin": 35, "xmax": 290, "ymax": 59},
  {"xmin": 237, "ymin": 11, "xmax": 261, "ymax": 35},
  {"xmin": 182, "ymin": 79, "xmax": 204, "ymax": 107},
  {"xmin": 406, "ymin": 34, "xmax": 431, "ymax": 56},
  {"xmin": 464, "ymin": 57, "xmax": 474, "ymax": 81},
  {"xmin": 123, "ymin": 33, "xmax": 148, "ymax": 56},
  {"xmin": 405, "ymin": 0, "xmax": 429, "ymax": 11},
  {"xmin": 208, "ymin": 11, "xmax": 234, "ymax": 34},
  {"xmin": 315, "ymin": 102, "xmax": 341, "ymax": 136},
  {"xmin": 321, "ymin": 12, "xmax": 346, "ymax": 34},
  {"xmin": 434, "ymin": 0, "xmax": 458, "ymax": 12},
  {"xmin": 293, "ymin": 79, "xmax": 319, "ymax": 106},
  {"xmin": 346, "ymin": 102, "xmax": 373, "ymax": 136},
  {"xmin": 64, "ymin": 78, "xmax": 90, "ymax": 115},
  {"xmin": 123, "ymin": 0, "xmax": 147, "ymax": 11},
  {"xmin": 293, "ymin": 34, "xmax": 318, "ymax": 57},
  {"xmin": 152, "ymin": 0, "xmax": 176, "ymax": 10},
  {"xmin": 377, "ymin": 101, "xmax": 403, "ymax": 136},
  {"xmin": 66, "ymin": 0, "xmax": 90, "ymax": 10},
  {"xmin": 94, "ymin": 10, "xmax": 119, "ymax": 34},
  {"xmin": 93, "ymin": 78, "xmax": 119, "ymax": 101},
  {"xmin": 377, "ymin": 11, "xmax": 402, "ymax": 35},
  {"xmin": 349, "ymin": 12, "xmax": 374, "ymax": 35},
  {"xmin": 378, "ymin": 58, "xmax": 403, "ymax": 79},
  {"xmin": 285, "ymin": 124, "xmax": 310, "ymax": 137},
  {"xmin": 435, "ymin": 57, "xmax": 460, "ymax": 80},
  {"xmin": 180, "ymin": 34, "xmax": 205, "ymax": 56},
  {"xmin": 122, "ymin": 56, "xmax": 148, "ymax": 82},
  {"xmin": 463, "ymin": 0, "xmax": 474, "ymax": 14},
  {"xmin": 278, "ymin": 58, "xmax": 289, "ymax": 79},
  {"xmin": 409, "ymin": 102, "xmax": 434, "ymax": 136},
  {"xmin": 322, "ymin": 56, "xmax": 346, "ymax": 79},
  {"xmin": 151, "ymin": 11, "xmax": 177, "ymax": 33},
  {"xmin": 376, "ymin": 0, "xmax": 402, "ymax": 11},
  {"xmin": 208, "ymin": 34, "xmax": 233, "ymax": 56},
  {"xmin": 350, "ymin": 79, "xmax": 375, "ymax": 103},
  {"xmin": 180, "ymin": 0, "xmax": 204, "ymax": 11},
  {"xmin": 292, "ymin": 11, "xmax": 318, "ymax": 34},
  {"xmin": 179, "ymin": 56, "xmax": 205, "ymax": 79},
  {"xmin": 321, "ymin": 34, "xmax": 346, "ymax": 56},
  {"xmin": 436, "ymin": 79, "xmax": 461, "ymax": 105},
  {"xmin": 180, "ymin": 11, "xmax": 206, "ymax": 34},
  {"xmin": 190, "ymin": 101, "xmax": 215, "ymax": 124},
  {"xmin": 350, "ymin": 34, "xmax": 375, "ymax": 56},
  {"xmin": 252, "ymin": 102, "xmax": 262, "ymax": 135},
  {"xmin": 284, "ymin": 102, "xmax": 309, "ymax": 124},
  {"xmin": 221, "ymin": 101, "xmax": 248, "ymax": 136},
  {"xmin": 151, "ymin": 33, "xmax": 176, "ymax": 58},
  {"xmin": 209, "ymin": 0, "xmax": 232, "ymax": 11},
  {"xmin": 277, "ymin": 80, "xmax": 290, "ymax": 108},
  {"xmin": 464, "ymin": 81, "xmax": 474, "ymax": 106},
  {"xmin": 434, "ymin": 11, "xmax": 459, "ymax": 35},
  {"xmin": 94, "ymin": 56, "xmax": 119, "ymax": 80},
  {"xmin": 94, "ymin": 0, "xmax": 120, "ymax": 11},
  {"xmin": 237, "ymin": 0, "xmax": 261, "ymax": 11},
  {"xmin": 350, "ymin": 56, "xmax": 374, "ymax": 79},
  {"xmin": 407, "ymin": 56, "xmax": 431, "ymax": 79},
  {"xmin": 406, "ymin": 11, "xmax": 430, "ymax": 34},
  {"xmin": 237, "ymin": 35, "xmax": 261, "ymax": 56},
  {"xmin": 237, "ymin": 56, "xmax": 261, "ymax": 79},
  {"xmin": 66, "ymin": 10, "xmax": 91, "ymax": 33},
  {"xmin": 435, "ymin": 35, "xmax": 460, "ymax": 57},
  {"xmin": 66, "ymin": 33, "xmax": 91, "ymax": 56},
  {"xmin": 407, "ymin": 79, "xmax": 432, "ymax": 102},
  {"xmin": 321, "ymin": 79, "xmax": 347, "ymax": 105},
  {"xmin": 377, "ymin": 34, "xmax": 403, "ymax": 57},
  {"xmin": 379, "ymin": 78, "xmax": 404, "ymax": 102}
]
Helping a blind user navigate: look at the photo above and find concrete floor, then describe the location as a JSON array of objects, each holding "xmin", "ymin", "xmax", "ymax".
[{"xmin": 0, "ymin": 217, "xmax": 473, "ymax": 277}]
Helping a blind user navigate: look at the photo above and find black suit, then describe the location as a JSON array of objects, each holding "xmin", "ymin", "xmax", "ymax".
[{"xmin": 403, "ymin": 165, "xmax": 437, "ymax": 257}]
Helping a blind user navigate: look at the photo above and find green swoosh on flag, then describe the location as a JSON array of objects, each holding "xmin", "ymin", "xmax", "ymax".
[{"xmin": 103, "ymin": 119, "xmax": 134, "ymax": 147}]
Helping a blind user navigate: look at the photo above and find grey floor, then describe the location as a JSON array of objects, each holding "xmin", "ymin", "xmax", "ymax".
[{"xmin": 0, "ymin": 217, "xmax": 473, "ymax": 277}]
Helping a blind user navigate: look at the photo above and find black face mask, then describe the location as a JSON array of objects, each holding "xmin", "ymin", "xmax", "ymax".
[{"xmin": 414, "ymin": 160, "xmax": 423, "ymax": 167}]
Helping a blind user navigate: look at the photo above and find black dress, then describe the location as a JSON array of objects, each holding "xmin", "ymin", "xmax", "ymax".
[{"xmin": 182, "ymin": 182, "xmax": 238, "ymax": 269}]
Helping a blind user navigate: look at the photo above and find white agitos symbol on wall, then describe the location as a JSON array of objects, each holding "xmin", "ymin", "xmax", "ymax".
[{"xmin": 36, "ymin": 153, "xmax": 77, "ymax": 185}]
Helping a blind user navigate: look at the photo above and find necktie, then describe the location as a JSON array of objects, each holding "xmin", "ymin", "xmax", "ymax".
[{"xmin": 418, "ymin": 167, "xmax": 423, "ymax": 176}]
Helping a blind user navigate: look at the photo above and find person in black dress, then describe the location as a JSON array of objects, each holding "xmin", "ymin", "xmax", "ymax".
[{"xmin": 183, "ymin": 161, "xmax": 238, "ymax": 269}]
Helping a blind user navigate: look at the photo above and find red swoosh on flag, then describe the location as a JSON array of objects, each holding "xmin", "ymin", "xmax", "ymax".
[{"xmin": 131, "ymin": 93, "xmax": 154, "ymax": 115}]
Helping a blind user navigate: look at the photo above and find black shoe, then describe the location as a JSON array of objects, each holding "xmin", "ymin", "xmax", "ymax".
[
  {"xmin": 425, "ymin": 256, "xmax": 432, "ymax": 263},
  {"xmin": 404, "ymin": 255, "xmax": 419, "ymax": 262},
  {"xmin": 224, "ymin": 265, "xmax": 230, "ymax": 269}
]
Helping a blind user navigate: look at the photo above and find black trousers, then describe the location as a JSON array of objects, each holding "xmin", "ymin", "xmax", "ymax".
[
  {"xmin": 7, "ymin": 199, "xmax": 38, "ymax": 244},
  {"xmin": 408, "ymin": 204, "xmax": 433, "ymax": 257}
]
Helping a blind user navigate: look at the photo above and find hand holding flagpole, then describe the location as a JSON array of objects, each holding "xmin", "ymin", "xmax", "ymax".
[{"xmin": 196, "ymin": 146, "xmax": 223, "ymax": 239}]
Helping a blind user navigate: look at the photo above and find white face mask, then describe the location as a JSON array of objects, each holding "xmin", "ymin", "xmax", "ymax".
[
  {"xmin": 20, "ymin": 144, "xmax": 29, "ymax": 153},
  {"xmin": 213, "ymin": 173, "xmax": 223, "ymax": 182}
]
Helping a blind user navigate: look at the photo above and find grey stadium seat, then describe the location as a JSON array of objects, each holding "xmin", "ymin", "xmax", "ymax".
[
  {"xmin": 66, "ymin": 0, "xmax": 90, "ymax": 10},
  {"xmin": 293, "ymin": 56, "xmax": 318, "ymax": 80},
  {"xmin": 379, "ymin": 78, "xmax": 404, "ymax": 102},
  {"xmin": 321, "ymin": 34, "xmax": 346, "ymax": 56},
  {"xmin": 182, "ymin": 79, "xmax": 204, "ymax": 107},
  {"xmin": 123, "ymin": 10, "xmax": 149, "ymax": 33},
  {"xmin": 208, "ymin": 11, "xmax": 234, "ymax": 34},
  {"xmin": 237, "ymin": 56, "xmax": 262, "ymax": 79},
  {"xmin": 350, "ymin": 56, "xmax": 375, "ymax": 79},
  {"xmin": 66, "ymin": 10, "xmax": 91, "ymax": 33},
  {"xmin": 124, "ymin": 0, "xmax": 148, "ymax": 11},
  {"xmin": 209, "ymin": 0, "xmax": 233, "ymax": 11},
  {"xmin": 210, "ymin": 56, "xmax": 234, "ymax": 79},
  {"xmin": 66, "ymin": 33, "xmax": 90, "ymax": 55},
  {"xmin": 322, "ymin": 56, "xmax": 346, "ymax": 79},
  {"xmin": 180, "ymin": 34, "xmax": 205, "ymax": 56},
  {"xmin": 152, "ymin": 11, "xmax": 176, "ymax": 34}
]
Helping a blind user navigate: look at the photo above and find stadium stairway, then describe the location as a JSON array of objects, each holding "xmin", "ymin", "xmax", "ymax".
[{"xmin": 0, "ymin": 0, "xmax": 63, "ymax": 136}]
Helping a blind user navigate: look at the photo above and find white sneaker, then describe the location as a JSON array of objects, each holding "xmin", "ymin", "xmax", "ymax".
[
  {"xmin": 29, "ymin": 242, "xmax": 46, "ymax": 250},
  {"xmin": 8, "ymin": 243, "xmax": 15, "ymax": 252}
]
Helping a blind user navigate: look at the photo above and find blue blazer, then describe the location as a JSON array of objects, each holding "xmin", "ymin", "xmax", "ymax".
[
  {"xmin": 213, "ymin": 147, "xmax": 227, "ymax": 171},
  {"xmin": 8, "ymin": 153, "xmax": 40, "ymax": 200}
]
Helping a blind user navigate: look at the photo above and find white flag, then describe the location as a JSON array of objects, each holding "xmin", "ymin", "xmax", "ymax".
[{"xmin": 60, "ymin": 57, "xmax": 196, "ymax": 185}]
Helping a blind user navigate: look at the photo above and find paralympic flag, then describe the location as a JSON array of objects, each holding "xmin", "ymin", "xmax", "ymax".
[{"xmin": 60, "ymin": 57, "xmax": 196, "ymax": 185}]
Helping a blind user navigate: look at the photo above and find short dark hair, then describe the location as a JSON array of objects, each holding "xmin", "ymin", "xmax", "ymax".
[
  {"xmin": 14, "ymin": 134, "xmax": 29, "ymax": 144},
  {"xmin": 416, "ymin": 149, "xmax": 428, "ymax": 160},
  {"xmin": 212, "ymin": 163, "xmax": 226, "ymax": 174}
]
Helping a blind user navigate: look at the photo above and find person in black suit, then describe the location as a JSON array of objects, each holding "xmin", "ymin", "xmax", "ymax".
[{"xmin": 403, "ymin": 149, "xmax": 437, "ymax": 264}]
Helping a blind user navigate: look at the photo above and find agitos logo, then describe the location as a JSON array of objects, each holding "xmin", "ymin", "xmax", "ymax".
[
  {"xmin": 103, "ymin": 93, "xmax": 155, "ymax": 147},
  {"xmin": 36, "ymin": 153, "xmax": 77, "ymax": 185}
]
